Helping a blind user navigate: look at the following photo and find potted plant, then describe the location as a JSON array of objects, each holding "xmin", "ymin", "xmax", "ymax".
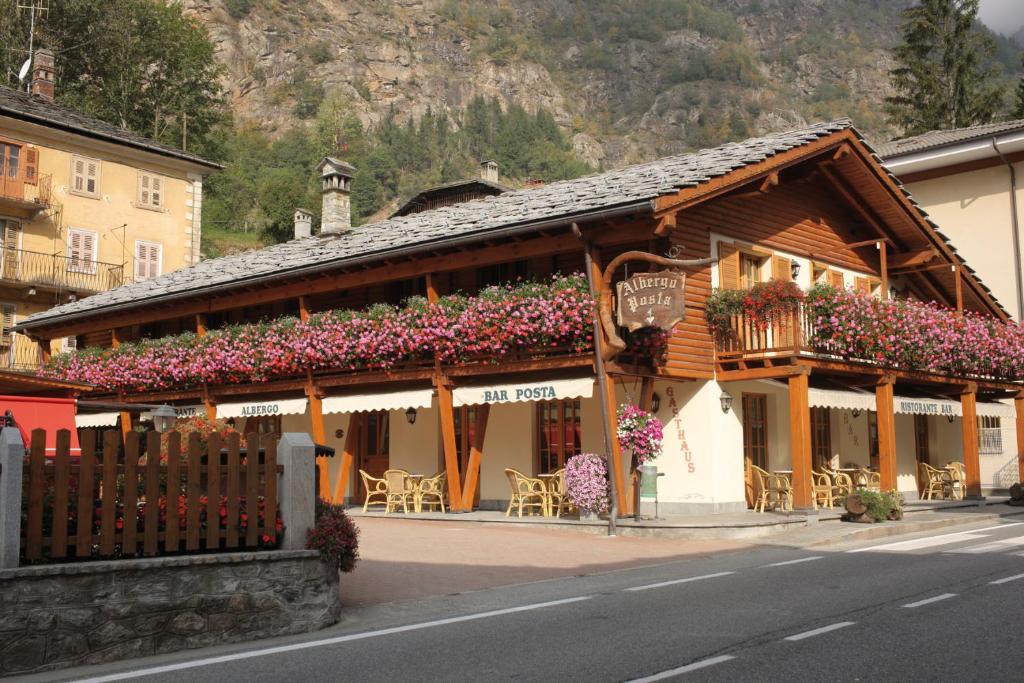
[
  {"xmin": 564, "ymin": 453, "xmax": 610, "ymax": 521},
  {"xmin": 617, "ymin": 404, "xmax": 664, "ymax": 487}
]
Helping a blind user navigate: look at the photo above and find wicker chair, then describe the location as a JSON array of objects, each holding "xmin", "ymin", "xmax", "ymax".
[
  {"xmin": 823, "ymin": 467, "xmax": 853, "ymax": 500},
  {"xmin": 384, "ymin": 469, "xmax": 414, "ymax": 513},
  {"xmin": 946, "ymin": 461, "xmax": 966, "ymax": 500},
  {"xmin": 359, "ymin": 470, "xmax": 389, "ymax": 512},
  {"xmin": 504, "ymin": 468, "xmax": 548, "ymax": 517},
  {"xmin": 546, "ymin": 469, "xmax": 568, "ymax": 517},
  {"xmin": 919, "ymin": 462, "xmax": 953, "ymax": 500},
  {"xmin": 751, "ymin": 465, "xmax": 791, "ymax": 513},
  {"xmin": 811, "ymin": 470, "xmax": 837, "ymax": 509},
  {"xmin": 417, "ymin": 471, "xmax": 447, "ymax": 513},
  {"xmin": 771, "ymin": 472, "xmax": 794, "ymax": 511}
]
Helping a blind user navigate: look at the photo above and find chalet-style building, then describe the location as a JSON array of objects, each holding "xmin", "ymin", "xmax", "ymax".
[
  {"xmin": 17, "ymin": 120, "xmax": 1023, "ymax": 514},
  {"xmin": 0, "ymin": 50, "xmax": 220, "ymax": 371},
  {"xmin": 391, "ymin": 160, "xmax": 508, "ymax": 217}
]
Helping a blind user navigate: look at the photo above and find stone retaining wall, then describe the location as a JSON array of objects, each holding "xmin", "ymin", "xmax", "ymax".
[{"xmin": 0, "ymin": 550, "xmax": 339, "ymax": 676}]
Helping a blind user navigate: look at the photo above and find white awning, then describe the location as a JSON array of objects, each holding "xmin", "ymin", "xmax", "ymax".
[
  {"xmin": 322, "ymin": 389, "xmax": 434, "ymax": 415},
  {"xmin": 977, "ymin": 401, "xmax": 1015, "ymax": 418},
  {"xmin": 216, "ymin": 398, "xmax": 308, "ymax": 419},
  {"xmin": 75, "ymin": 412, "xmax": 119, "ymax": 428},
  {"xmin": 894, "ymin": 396, "xmax": 961, "ymax": 417},
  {"xmin": 808, "ymin": 387, "xmax": 876, "ymax": 412},
  {"xmin": 453, "ymin": 376, "xmax": 594, "ymax": 407},
  {"xmin": 141, "ymin": 404, "xmax": 206, "ymax": 422}
]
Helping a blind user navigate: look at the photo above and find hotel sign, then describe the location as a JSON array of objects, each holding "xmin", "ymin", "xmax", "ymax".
[{"xmin": 615, "ymin": 270, "xmax": 686, "ymax": 332}]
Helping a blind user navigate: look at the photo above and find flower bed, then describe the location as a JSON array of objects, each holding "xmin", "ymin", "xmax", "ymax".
[
  {"xmin": 705, "ymin": 279, "xmax": 804, "ymax": 337},
  {"xmin": 805, "ymin": 284, "xmax": 1024, "ymax": 381},
  {"xmin": 44, "ymin": 274, "xmax": 596, "ymax": 392}
]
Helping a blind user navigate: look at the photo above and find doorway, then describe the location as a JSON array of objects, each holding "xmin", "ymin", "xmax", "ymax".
[
  {"xmin": 742, "ymin": 393, "xmax": 768, "ymax": 508},
  {"xmin": 0, "ymin": 142, "xmax": 22, "ymax": 199},
  {"xmin": 356, "ymin": 411, "xmax": 390, "ymax": 503}
]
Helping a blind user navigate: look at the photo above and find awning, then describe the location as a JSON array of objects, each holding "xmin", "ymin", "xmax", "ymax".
[
  {"xmin": 216, "ymin": 398, "xmax": 308, "ymax": 419},
  {"xmin": 894, "ymin": 396, "xmax": 961, "ymax": 417},
  {"xmin": 453, "ymin": 376, "xmax": 594, "ymax": 407},
  {"xmin": 808, "ymin": 387, "xmax": 875, "ymax": 412},
  {"xmin": 322, "ymin": 389, "xmax": 434, "ymax": 415},
  {"xmin": 977, "ymin": 401, "xmax": 1015, "ymax": 418},
  {"xmin": 141, "ymin": 404, "xmax": 206, "ymax": 422},
  {"xmin": 75, "ymin": 412, "xmax": 119, "ymax": 428}
]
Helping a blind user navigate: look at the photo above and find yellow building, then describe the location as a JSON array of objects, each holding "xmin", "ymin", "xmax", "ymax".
[
  {"xmin": 0, "ymin": 51, "xmax": 220, "ymax": 369},
  {"xmin": 877, "ymin": 120, "xmax": 1024, "ymax": 321}
]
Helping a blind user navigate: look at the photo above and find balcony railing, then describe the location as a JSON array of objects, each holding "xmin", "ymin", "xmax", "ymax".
[
  {"xmin": 715, "ymin": 307, "xmax": 812, "ymax": 359},
  {"xmin": 0, "ymin": 248, "xmax": 124, "ymax": 294},
  {"xmin": 0, "ymin": 174, "xmax": 53, "ymax": 212},
  {"xmin": 0, "ymin": 333, "xmax": 43, "ymax": 372}
]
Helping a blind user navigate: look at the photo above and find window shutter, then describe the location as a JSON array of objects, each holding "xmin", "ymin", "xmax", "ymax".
[
  {"xmin": 86, "ymin": 161, "xmax": 98, "ymax": 194},
  {"xmin": 139, "ymin": 173, "xmax": 149, "ymax": 205},
  {"xmin": 24, "ymin": 148, "xmax": 38, "ymax": 185},
  {"xmin": 0, "ymin": 304, "xmax": 15, "ymax": 345},
  {"xmin": 135, "ymin": 242, "xmax": 148, "ymax": 280},
  {"xmin": 152, "ymin": 177, "xmax": 161, "ymax": 207},
  {"xmin": 854, "ymin": 276, "xmax": 870, "ymax": 294},
  {"xmin": 63, "ymin": 336, "xmax": 77, "ymax": 352},
  {"xmin": 73, "ymin": 159, "xmax": 84, "ymax": 192},
  {"xmin": 829, "ymin": 270, "xmax": 844, "ymax": 288},
  {"xmin": 82, "ymin": 231, "xmax": 95, "ymax": 265},
  {"xmin": 772, "ymin": 255, "xmax": 791, "ymax": 281},
  {"xmin": 718, "ymin": 242, "xmax": 740, "ymax": 290}
]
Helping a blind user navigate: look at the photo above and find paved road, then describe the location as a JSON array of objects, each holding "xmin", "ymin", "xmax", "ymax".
[{"xmin": 31, "ymin": 519, "xmax": 1024, "ymax": 683}]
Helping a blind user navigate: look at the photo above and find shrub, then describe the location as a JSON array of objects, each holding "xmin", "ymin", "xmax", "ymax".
[
  {"xmin": 307, "ymin": 499, "xmax": 360, "ymax": 572},
  {"xmin": 851, "ymin": 489, "xmax": 903, "ymax": 522},
  {"xmin": 705, "ymin": 288, "xmax": 746, "ymax": 338},
  {"xmin": 564, "ymin": 453, "xmax": 610, "ymax": 515}
]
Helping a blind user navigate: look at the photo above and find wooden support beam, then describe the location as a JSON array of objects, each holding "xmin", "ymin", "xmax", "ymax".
[
  {"xmin": 788, "ymin": 372, "xmax": 814, "ymax": 510},
  {"xmin": 333, "ymin": 415, "xmax": 360, "ymax": 505},
  {"xmin": 40, "ymin": 341, "xmax": 51, "ymax": 364},
  {"xmin": 759, "ymin": 171, "xmax": 779, "ymax": 193},
  {"xmin": 436, "ymin": 379, "xmax": 465, "ymax": 512},
  {"xmin": 306, "ymin": 377, "xmax": 329, "ymax": 499},
  {"xmin": 195, "ymin": 314, "xmax": 207, "ymax": 336},
  {"xmin": 832, "ymin": 144, "xmax": 852, "ymax": 161},
  {"xmin": 120, "ymin": 410, "xmax": 132, "ymax": 439},
  {"xmin": 887, "ymin": 248, "xmax": 938, "ymax": 270},
  {"xmin": 639, "ymin": 377, "xmax": 655, "ymax": 412},
  {"xmin": 1017, "ymin": 394, "xmax": 1024, "ymax": 484},
  {"xmin": 954, "ymin": 265, "xmax": 964, "ymax": 315},
  {"xmin": 298, "ymin": 296, "xmax": 310, "ymax": 323},
  {"xmin": 460, "ymin": 403, "xmax": 490, "ymax": 511},
  {"xmin": 654, "ymin": 211, "xmax": 676, "ymax": 236},
  {"xmin": 111, "ymin": 329, "xmax": 121, "ymax": 349},
  {"xmin": 602, "ymin": 374, "xmax": 631, "ymax": 516},
  {"xmin": 875, "ymin": 378, "xmax": 897, "ymax": 491},
  {"xmin": 960, "ymin": 387, "xmax": 981, "ymax": 497},
  {"xmin": 716, "ymin": 364, "xmax": 807, "ymax": 382},
  {"xmin": 818, "ymin": 166, "xmax": 890, "ymax": 241},
  {"xmin": 878, "ymin": 241, "xmax": 888, "ymax": 300}
]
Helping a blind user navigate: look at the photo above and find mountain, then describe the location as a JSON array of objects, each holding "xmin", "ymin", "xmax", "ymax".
[{"xmin": 183, "ymin": 0, "xmax": 1023, "ymax": 169}]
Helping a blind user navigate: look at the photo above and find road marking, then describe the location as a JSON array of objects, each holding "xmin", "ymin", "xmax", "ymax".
[
  {"xmin": 946, "ymin": 534, "xmax": 1024, "ymax": 554},
  {"xmin": 847, "ymin": 522, "xmax": 1024, "ymax": 554},
  {"xmin": 784, "ymin": 621, "xmax": 855, "ymax": 641},
  {"xmin": 990, "ymin": 572, "xmax": 1024, "ymax": 585},
  {"xmin": 764, "ymin": 556, "xmax": 823, "ymax": 567},
  {"xmin": 902, "ymin": 593, "xmax": 957, "ymax": 608},
  {"xmin": 71, "ymin": 596, "xmax": 592, "ymax": 682},
  {"xmin": 627, "ymin": 655, "xmax": 737, "ymax": 681},
  {"xmin": 625, "ymin": 571, "xmax": 735, "ymax": 592}
]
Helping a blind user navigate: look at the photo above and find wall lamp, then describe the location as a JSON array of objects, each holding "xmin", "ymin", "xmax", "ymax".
[
  {"xmin": 650, "ymin": 392, "xmax": 661, "ymax": 414},
  {"xmin": 790, "ymin": 259, "xmax": 801, "ymax": 280},
  {"xmin": 405, "ymin": 407, "xmax": 417, "ymax": 425},
  {"xmin": 720, "ymin": 390, "xmax": 733, "ymax": 414}
]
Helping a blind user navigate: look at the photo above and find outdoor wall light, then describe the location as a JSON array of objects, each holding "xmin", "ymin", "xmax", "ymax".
[
  {"xmin": 405, "ymin": 407, "xmax": 417, "ymax": 425},
  {"xmin": 790, "ymin": 259, "xmax": 801, "ymax": 279},
  {"xmin": 650, "ymin": 392, "xmax": 661, "ymax": 413},
  {"xmin": 335, "ymin": 428, "xmax": 344, "ymax": 439},
  {"xmin": 719, "ymin": 390, "xmax": 733, "ymax": 414},
  {"xmin": 852, "ymin": 409, "xmax": 862, "ymax": 419},
  {"xmin": 152, "ymin": 404, "xmax": 177, "ymax": 433},
  {"xmin": 947, "ymin": 415, "xmax": 955, "ymax": 423}
]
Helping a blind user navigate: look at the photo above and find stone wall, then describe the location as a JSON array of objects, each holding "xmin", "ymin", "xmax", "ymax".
[{"xmin": 0, "ymin": 550, "xmax": 339, "ymax": 676}]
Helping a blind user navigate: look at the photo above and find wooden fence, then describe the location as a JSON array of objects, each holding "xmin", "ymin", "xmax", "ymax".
[{"xmin": 20, "ymin": 429, "xmax": 281, "ymax": 563}]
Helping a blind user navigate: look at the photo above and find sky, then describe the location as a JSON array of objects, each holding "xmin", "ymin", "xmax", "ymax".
[{"xmin": 979, "ymin": 0, "xmax": 1024, "ymax": 36}]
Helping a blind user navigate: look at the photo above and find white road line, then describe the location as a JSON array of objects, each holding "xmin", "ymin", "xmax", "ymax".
[
  {"xmin": 902, "ymin": 593, "xmax": 957, "ymax": 608},
  {"xmin": 847, "ymin": 522, "xmax": 1024, "ymax": 554},
  {"xmin": 71, "ymin": 596, "xmax": 592, "ymax": 682},
  {"xmin": 784, "ymin": 621, "xmax": 855, "ymax": 642},
  {"xmin": 990, "ymin": 572, "xmax": 1024, "ymax": 585},
  {"xmin": 627, "ymin": 655, "xmax": 737, "ymax": 681},
  {"xmin": 946, "ymin": 534, "xmax": 1024, "ymax": 554},
  {"xmin": 625, "ymin": 571, "xmax": 735, "ymax": 592},
  {"xmin": 764, "ymin": 556, "xmax": 823, "ymax": 567}
]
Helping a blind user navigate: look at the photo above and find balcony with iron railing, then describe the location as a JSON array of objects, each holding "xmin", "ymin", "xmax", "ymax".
[
  {"xmin": 0, "ymin": 174, "xmax": 53, "ymax": 216},
  {"xmin": 0, "ymin": 248, "xmax": 124, "ymax": 294},
  {"xmin": 0, "ymin": 333, "xmax": 43, "ymax": 372}
]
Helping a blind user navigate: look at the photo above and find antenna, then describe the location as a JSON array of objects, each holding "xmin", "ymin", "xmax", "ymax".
[{"xmin": 16, "ymin": 0, "xmax": 49, "ymax": 92}]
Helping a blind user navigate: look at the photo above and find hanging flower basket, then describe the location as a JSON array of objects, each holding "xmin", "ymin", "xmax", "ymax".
[{"xmin": 616, "ymin": 404, "xmax": 663, "ymax": 467}]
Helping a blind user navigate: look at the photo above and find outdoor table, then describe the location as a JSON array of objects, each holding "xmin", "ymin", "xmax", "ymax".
[
  {"xmin": 537, "ymin": 473, "xmax": 558, "ymax": 517},
  {"xmin": 407, "ymin": 474, "xmax": 425, "ymax": 512}
]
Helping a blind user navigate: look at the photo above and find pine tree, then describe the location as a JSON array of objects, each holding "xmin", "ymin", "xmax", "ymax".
[
  {"xmin": 1015, "ymin": 54, "xmax": 1024, "ymax": 119},
  {"xmin": 886, "ymin": 0, "xmax": 1004, "ymax": 135}
]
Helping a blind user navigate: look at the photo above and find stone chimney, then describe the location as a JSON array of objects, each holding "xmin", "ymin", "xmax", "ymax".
[
  {"xmin": 317, "ymin": 157, "xmax": 355, "ymax": 234},
  {"xmin": 30, "ymin": 49, "xmax": 55, "ymax": 101},
  {"xmin": 480, "ymin": 160, "xmax": 499, "ymax": 183},
  {"xmin": 293, "ymin": 208, "xmax": 312, "ymax": 240}
]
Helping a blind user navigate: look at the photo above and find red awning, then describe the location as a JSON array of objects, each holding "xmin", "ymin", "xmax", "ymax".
[{"xmin": 0, "ymin": 395, "xmax": 81, "ymax": 456}]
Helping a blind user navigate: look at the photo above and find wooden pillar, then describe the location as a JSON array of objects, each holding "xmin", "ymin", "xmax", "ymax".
[
  {"xmin": 638, "ymin": 377, "xmax": 655, "ymax": 412},
  {"xmin": 436, "ymin": 378, "xmax": 465, "ymax": 512},
  {"xmin": 1016, "ymin": 393, "xmax": 1024, "ymax": 484},
  {"xmin": 111, "ymin": 329, "xmax": 121, "ymax": 349},
  {"xmin": 960, "ymin": 386, "xmax": 981, "ymax": 498},
  {"xmin": 39, "ymin": 339, "xmax": 51, "ymax": 364},
  {"xmin": 306, "ymin": 379, "xmax": 329, "ymax": 499},
  {"xmin": 788, "ymin": 371, "xmax": 813, "ymax": 509},
  {"xmin": 119, "ymin": 410, "xmax": 132, "ymax": 439},
  {"xmin": 878, "ymin": 240, "xmax": 888, "ymax": 301},
  {"xmin": 195, "ymin": 313, "xmax": 207, "ymax": 336},
  {"xmin": 954, "ymin": 265, "xmax": 964, "ymax": 314},
  {"xmin": 461, "ymin": 404, "xmax": 490, "ymax": 510},
  {"xmin": 298, "ymin": 296, "xmax": 310, "ymax": 323},
  {"xmin": 334, "ymin": 415, "xmax": 360, "ymax": 505},
  {"xmin": 875, "ymin": 377, "xmax": 897, "ymax": 491}
]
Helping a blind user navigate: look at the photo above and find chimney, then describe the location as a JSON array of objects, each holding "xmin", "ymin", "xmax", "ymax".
[
  {"xmin": 30, "ymin": 49, "xmax": 55, "ymax": 101},
  {"xmin": 480, "ymin": 160, "xmax": 499, "ymax": 183},
  {"xmin": 317, "ymin": 157, "xmax": 355, "ymax": 234},
  {"xmin": 293, "ymin": 207, "xmax": 312, "ymax": 239}
]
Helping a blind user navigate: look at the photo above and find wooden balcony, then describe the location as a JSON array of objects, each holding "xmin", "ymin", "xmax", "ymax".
[
  {"xmin": 0, "ymin": 333, "xmax": 43, "ymax": 372},
  {"xmin": 714, "ymin": 306, "xmax": 813, "ymax": 370},
  {"xmin": 0, "ymin": 248, "xmax": 124, "ymax": 294},
  {"xmin": 0, "ymin": 174, "xmax": 53, "ymax": 218}
]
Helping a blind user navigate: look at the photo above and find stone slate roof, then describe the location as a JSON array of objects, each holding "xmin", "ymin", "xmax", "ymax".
[
  {"xmin": 0, "ymin": 86, "xmax": 220, "ymax": 170},
  {"xmin": 874, "ymin": 119, "xmax": 1024, "ymax": 159},
  {"xmin": 25, "ymin": 118, "xmax": 1006, "ymax": 326},
  {"xmin": 392, "ymin": 177, "xmax": 510, "ymax": 217}
]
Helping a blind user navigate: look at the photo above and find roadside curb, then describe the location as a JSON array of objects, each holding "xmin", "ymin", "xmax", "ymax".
[{"xmin": 803, "ymin": 506, "xmax": 1024, "ymax": 549}]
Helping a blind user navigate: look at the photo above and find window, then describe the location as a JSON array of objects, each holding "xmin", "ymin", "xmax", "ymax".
[
  {"xmin": 243, "ymin": 415, "xmax": 281, "ymax": 437},
  {"xmin": 134, "ymin": 240, "xmax": 162, "ymax": 281},
  {"xmin": 477, "ymin": 260, "xmax": 527, "ymax": 290},
  {"xmin": 67, "ymin": 228, "xmax": 97, "ymax": 274},
  {"xmin": 536, "ymin": 399, "xmax": 581, "ymax": 473},
  {"xmin": 137, "ymin": 171, "xmax": 164, "ymax": 210},
  {"xmin": 810, "ymin": 407, "xmax": 831, "ymax": 469},
  {"xmin": 867, "ymin": 412, "xmax": 879, "ymax": 470},
  {"xmin": 978, "ymin": 416, "xmax": 1003, "ymax": 454},
  {"xmin": 0, "ymin": 303, "xmax": 14, "ymax": 345},
  {"xmin": 70, "ymin": 155, "xmax": 100, "ymax": 197},
  {"xmin": 718, "ymin": 241, "xmax": 768, "ymax": 291},
  {"xmin": 854, "ymin": 276, "xmax": 882, "ymax": 297},
  {"xmin": 1, "ymin": 142, "xmax": 20, "ymax": 183}
]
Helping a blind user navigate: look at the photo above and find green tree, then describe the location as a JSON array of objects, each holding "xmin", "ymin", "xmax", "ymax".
[
  {"xmin": 886, "ymin": 0, "xmax": 1004, "ymax": 135},
  {"xmin": 1016, "ymin": 54, "xmax": 1024, "ymax": 119}
]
